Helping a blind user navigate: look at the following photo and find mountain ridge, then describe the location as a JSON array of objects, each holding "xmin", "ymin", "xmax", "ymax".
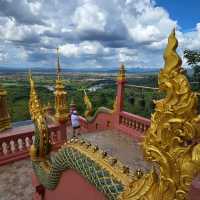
[{"xmin": 0, "ymin": 66, "xmax": 160, "ymax": 74}]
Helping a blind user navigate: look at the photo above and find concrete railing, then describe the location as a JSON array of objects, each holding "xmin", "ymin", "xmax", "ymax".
[
  {"xmin": 118, "ymin": 111, "xmax": 150, "ymax": 139},
  {"xmin": 0, "ymin": 123, "xmax": 66, "ymax": 166},
  {"xmin": 78, "ymin": 109, "xmax": 150, "ymax": 141}
]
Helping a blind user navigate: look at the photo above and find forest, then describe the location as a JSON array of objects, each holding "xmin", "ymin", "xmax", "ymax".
[
  {"xmin": 2, "ymin": 47, "xmax": 200, "ymax": 123},
  {"xmin": 2, "ymin": 72, "xmax": 160, "ymax": 122}
]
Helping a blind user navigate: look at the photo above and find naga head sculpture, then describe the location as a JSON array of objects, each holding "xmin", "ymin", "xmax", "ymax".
[{"xmin": 120, "ymin": 29, "xmax": 200, "ymax": 200}]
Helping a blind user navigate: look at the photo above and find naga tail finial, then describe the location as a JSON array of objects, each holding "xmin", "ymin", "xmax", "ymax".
[
  {"xmin": 83, "ymin": 89, "xmax": 93, "ymax": 118},
  {"xmin": 29, "ymin": 70, "xmax": 43, "ymax": 120},
  {"xmin": 157, "ymin": 28, "xmax": 197, "ymax": 116}
]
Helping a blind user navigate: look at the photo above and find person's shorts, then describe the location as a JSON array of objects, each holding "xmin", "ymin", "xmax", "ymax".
[{"xmin": 73, "ymin": 126, "xmax": 80, "ymax": 129}]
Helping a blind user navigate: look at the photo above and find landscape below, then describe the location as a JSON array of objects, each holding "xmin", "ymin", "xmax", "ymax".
[{"xmin": 0, "ymin": 30, "xmax": 200, "ymax": 200}]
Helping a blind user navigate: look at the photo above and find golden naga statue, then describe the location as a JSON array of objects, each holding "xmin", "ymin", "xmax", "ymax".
[
  {"xmin": 29, "ymin": 72, "xmax": 51, "ymax": 161},
  {"xmin": 119, "ymin": 29, "xmax": 200, "ymax": 200}
]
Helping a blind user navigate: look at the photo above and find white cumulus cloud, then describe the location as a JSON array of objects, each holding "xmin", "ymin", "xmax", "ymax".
[
  {"xmin": 60, "ymin": 41, "xmax": 109, "ymax": 57},
  {"xmin": 73, "ymin": 2, "xmax": 107, "ymax": 32},
  {"xmin": 0, "ymin": 0, "xmax": 199, "ymax": 69}
]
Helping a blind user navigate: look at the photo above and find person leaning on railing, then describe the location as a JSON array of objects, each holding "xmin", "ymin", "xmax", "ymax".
[{"xmin": 70, "ymin": 110, "xmax": 81, "ymax": 138}]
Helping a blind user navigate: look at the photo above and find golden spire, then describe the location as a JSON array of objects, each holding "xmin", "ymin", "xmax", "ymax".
[
  {"xmin": 117, "ymin": 63, "xmax": 126, "ymax": 81},
  {"xmin": 54, "ymin": 48, "xmax": 68, "ymax": 122},
  {"xmin": 56, "ymin": 47, "xmax": 61, "ymax": 79}
]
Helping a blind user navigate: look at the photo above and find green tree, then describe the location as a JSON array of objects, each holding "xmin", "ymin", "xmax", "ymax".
[{"xmin": 184, "ymin": 49, "xmax": 200, "ymax": 89}]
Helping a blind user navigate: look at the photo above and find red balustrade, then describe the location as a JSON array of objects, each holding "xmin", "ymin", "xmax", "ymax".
[
  {"xmin": 116, "ymin": 111, "xmax": 150, "ymax": 141},
  {"xmin": 0, "ymin": 123, "xmax": 65, "ymax": 166},
  {"xmin": 78, "ymin": 109, "xmax": 150, "ymax": 142}
]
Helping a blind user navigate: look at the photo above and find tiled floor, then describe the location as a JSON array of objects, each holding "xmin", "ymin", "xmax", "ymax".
[
  {"xmin": 80, "ymin": 130, "xmax": 151, "ymax": 171},
  {"xmin": 0, "ymin": 159, "xmax": 33, "ymax": 200},
  {"xmin": 0, "ymin": 130, "xmax": 151, "ymax": 200}
]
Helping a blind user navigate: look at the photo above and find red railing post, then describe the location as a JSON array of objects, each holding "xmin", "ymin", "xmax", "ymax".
[
  {"xmin": 114, "ymin": 64, "xmax": 126, "ymax": 129},
  {"xmin": 116, "ymin": 64, "xmax": 126, "ymax": 113}
]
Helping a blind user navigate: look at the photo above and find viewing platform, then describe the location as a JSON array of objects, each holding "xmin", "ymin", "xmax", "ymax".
[{"xmin": 0, "ymin": 129, "xmax": 150, "ymax": 200}]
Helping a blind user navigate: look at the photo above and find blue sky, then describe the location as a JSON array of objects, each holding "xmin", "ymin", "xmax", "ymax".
[
  {"xmin": 0, "ymin": 0, "xmax": 199, "ymax": 69},
  {"xmin": 155, "ymin": 0, "xmax": 200, "ymax": 31}
]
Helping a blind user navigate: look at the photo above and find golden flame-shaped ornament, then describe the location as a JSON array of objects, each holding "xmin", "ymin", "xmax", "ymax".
[{"xmin": 83, "ymin": 89, "xmax": 93, "ymax": 118}]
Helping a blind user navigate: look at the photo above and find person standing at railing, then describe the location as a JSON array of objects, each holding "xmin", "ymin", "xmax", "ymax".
[{"xmin": 71, "ymin": 110, "xmax": 81, "ymax": 138}]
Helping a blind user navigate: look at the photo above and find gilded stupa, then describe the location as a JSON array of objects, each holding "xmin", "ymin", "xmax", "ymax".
[{"xmin": 54, "ymin": 48, "xmax": 68, "ymax": 123}]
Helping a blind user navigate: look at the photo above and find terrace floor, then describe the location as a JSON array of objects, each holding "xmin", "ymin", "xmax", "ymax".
[
  {"xmin": 79, "ymin": 130, "xmax": 151, "ymax": 171},
  {"xmin": 0, "ymin": 159, "xmax": 33, "ymax": 200},
  {"xmin": 0, "ymin": 129, "xmax": 151, "ymax": 200}
]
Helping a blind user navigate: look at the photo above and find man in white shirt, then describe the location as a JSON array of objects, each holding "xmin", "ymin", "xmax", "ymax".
[{"xmin": 71, "ymin": 110, "xmax": 80, "ymax": 138}]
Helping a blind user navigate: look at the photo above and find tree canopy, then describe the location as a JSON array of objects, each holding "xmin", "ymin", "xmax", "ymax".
[{"xmin": 184, "ymin": 49, "xmax": 200, "ymax": 66}]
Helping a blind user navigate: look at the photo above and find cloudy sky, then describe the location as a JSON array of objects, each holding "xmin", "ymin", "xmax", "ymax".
[{"xmin": 0, "ymin": 0, "xmax": 200, "ymax": 69}]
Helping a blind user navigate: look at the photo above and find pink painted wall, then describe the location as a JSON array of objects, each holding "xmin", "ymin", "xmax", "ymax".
[
  {"xmin": 79, "ymin": 110, "xmax": 150, "ymax": 141},
  {"xmin": 32, "ymin": 169, "xmax": 200, "ymax": 200},
  {"xmin": 189, "ymin": 175, "xmax": 200, "ymax": 200},
  {"xmin": 79, "ymin": 112, "xmax": 114, "ymax": 134},
  {"xmin": 32, "ymin": 170, "xmax": 107, "ymax": 200}
]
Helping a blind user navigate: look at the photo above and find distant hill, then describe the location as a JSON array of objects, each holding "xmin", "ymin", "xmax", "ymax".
[
  {"xmin": 0, "ymin": 66, "xmax": 193, "ymax": 74},
  {"xmin": 0, "ymin": 66, "xmax": 160, "ymax": 74}
]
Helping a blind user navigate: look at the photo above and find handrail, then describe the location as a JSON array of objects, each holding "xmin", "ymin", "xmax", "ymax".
[
  {"xmin": 117, "ymin": 111, "xmax": 150, "ymax": 140},
  {"xmin": 120, "ymin": 111, "xmax": 150, "ymax": 125},
  {"xmin": 0, "ymin": 123, "xmax": 63, "ymax": 166},
  {"xmin": 126, "ymin": 84, "xmax": 159, "ymax": 90}
]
